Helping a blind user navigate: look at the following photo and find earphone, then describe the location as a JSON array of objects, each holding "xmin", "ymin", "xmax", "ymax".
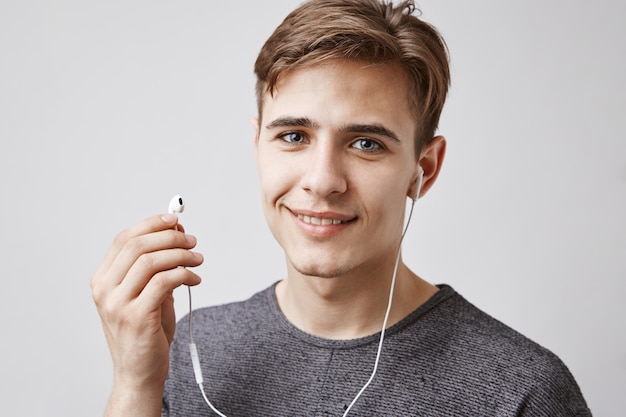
[
  {"xmin": 168, "ymin": 195, "xmax": 228, "ymax": 417},
  {"xmin": 168, "ymin": 195, "xmax": 185, "ymax": 215},
  {"xmin": 171, "ymin": 172, "xmax": 424, "ymax": 416},
  {"xmin": 412, "ymin": 164, "xmax": 424, "ymax": 201}
]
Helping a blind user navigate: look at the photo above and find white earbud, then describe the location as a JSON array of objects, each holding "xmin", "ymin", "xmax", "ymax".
[
  {"xmin": 413, "ymin": 165, "xmax": 424, "ymax": 201},
  {"xmin": 168, "ymin": 195, "xmax": 185, "ymax": 214}
]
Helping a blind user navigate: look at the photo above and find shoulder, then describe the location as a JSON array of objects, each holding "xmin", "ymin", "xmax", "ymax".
[
  {"xmin": 414, "ymin": 285, "xmax": 564, "ymax": 358},
  {"xmin": 390, "ymin": 285, "xmax": 592, "ymax": 415},
  {"xmin": 432, "ymin": 287, "xmax": 564, "ymax": 367}
]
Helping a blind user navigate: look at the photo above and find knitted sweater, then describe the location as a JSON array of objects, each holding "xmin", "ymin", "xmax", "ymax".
[{"xmin": 163, "ymin": 284, "xmax": 591, "ymax": 416}]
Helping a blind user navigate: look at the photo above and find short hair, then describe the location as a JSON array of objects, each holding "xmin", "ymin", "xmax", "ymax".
[{"xmin": 254, "ymin": 0, "xmax": 450, "ymax": 154}]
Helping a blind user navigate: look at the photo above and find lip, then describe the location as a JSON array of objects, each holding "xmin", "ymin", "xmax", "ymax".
[{"xmin": 288, "ymin": 208, "xmax": 356, "ymax": 238}]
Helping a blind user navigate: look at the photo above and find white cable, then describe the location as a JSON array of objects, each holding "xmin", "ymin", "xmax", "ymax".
[
  {"xmin": 170, "ymin": 195, "xmax": 227, "ymax": 416},
  {"xmin": 341, "ymin": 197, "xmax": 417, "ymax": 417},
  {"xmin": 188, "ymin": 286, "xmax": 229, "ymax": 417}
]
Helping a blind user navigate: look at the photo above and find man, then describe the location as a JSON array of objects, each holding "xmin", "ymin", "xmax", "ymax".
[{"xmin": 91, "ymin": 0, "xmax": 591, "ymax": 415}]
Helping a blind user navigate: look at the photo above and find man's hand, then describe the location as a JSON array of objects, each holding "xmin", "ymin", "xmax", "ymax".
[{"xmin": 91, "ymin": 214, "xmax": 203, "ymax": 416}]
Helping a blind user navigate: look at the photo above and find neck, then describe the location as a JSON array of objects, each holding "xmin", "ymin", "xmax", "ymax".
[{"xmin": 275, "ymin": 258, "xmax": 438, "ymax": 340}]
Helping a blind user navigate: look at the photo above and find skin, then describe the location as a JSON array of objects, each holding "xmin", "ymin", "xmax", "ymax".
[
  {"xmin": 91, "ymin": 214, "xmax": 203, "ymax": 417},
  {"xmin": 91, "ymin": 58, "xmax": 446, "ymax": 416},
  {"xmin": 254, "ymin": 59, "xmax": 445, "ymax": 339}
]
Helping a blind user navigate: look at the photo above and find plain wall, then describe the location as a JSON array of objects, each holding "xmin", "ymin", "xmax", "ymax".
[{"xmin": 0, "ymin": 1, "xmax": 624, "ymax": 415}]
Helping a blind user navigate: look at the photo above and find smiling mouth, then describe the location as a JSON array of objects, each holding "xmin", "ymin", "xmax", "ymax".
[{"xmin": 297, "ymin": 214, "xmax": 345, "ymax": 225}]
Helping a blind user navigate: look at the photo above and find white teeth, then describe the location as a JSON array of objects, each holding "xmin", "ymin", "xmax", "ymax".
[{"xmin": 298, "ymin": 214, "xmax": 344, "ymax": 225}]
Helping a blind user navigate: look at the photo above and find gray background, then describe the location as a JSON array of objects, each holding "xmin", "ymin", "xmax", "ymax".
[{"xmin": 1, "ymin": 1, "xmax": 624, "ymax": 415}]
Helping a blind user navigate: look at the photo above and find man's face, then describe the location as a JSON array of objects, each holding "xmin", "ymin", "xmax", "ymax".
[{"xmin": 254, "ymin": 60, "xmax": 421, "ymax": 280}]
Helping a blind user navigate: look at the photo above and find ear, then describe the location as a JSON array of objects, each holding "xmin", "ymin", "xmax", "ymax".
[
  {"xmin": 409, "ymin": 135, "xmax": 446, "ymax": 199},
  {"xmin": 251, "ymin": 117, "xmax": 260, "ymax": 158},
  {"xmin": 251, "ymin": 117, "xmax": 260, "ymax": 145}
]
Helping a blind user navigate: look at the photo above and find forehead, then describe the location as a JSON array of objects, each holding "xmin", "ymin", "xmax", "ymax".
[{"xmin": 260, "ymin": 60, "xmax": 417, "ymax": 139}]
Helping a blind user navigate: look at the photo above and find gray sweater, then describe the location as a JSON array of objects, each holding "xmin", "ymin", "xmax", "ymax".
[{"xmin": 163, "ymin": 284, "xmax": 591, "ymax": 416}]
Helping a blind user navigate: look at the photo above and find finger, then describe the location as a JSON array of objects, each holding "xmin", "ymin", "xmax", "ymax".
[
  {"xmin": 117, "ymin": 248, "xmax": 204, "ymax": 300},
  {"xmin": 136, "ymin": 267, "xmax": 202, "ymax": 317},
  {"xmin": 101, "ymin": 214, "xmax": 180, "ymax": 271},
  {"xmin": 104, "ymin": 229, "xmax": 197, "ymax": 289}
]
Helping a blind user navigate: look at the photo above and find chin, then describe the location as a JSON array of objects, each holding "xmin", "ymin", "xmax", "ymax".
[{"xmin": 290, "ymin": 258, "xmax": 354, "ymax": 279}]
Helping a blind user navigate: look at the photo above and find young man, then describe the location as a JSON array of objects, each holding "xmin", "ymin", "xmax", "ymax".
[{"xmin": 91, "ymin": 0, "xmax": 591, "ymax": 415}]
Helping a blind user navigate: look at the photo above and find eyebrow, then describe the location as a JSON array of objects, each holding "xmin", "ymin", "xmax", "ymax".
[
  {"xmin": 265, "ymin": 117, "xmax": 400, "ymax": 142},
  {"xmin": 265, "ymin": 117, "xmax": 319, "ymax": 130},
  {"xmin": 341, "ymin": 123, "xmax": 400, "ymax": 142}
]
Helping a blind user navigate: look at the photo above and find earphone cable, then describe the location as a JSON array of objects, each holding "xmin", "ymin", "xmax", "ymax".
[
  {"xmin": 341, "ymin": 196, "xmax": 417, "ymax": 417},
  {"xmin": 188, "ymin": 287, "xmax": 229, "ymax": 417}
]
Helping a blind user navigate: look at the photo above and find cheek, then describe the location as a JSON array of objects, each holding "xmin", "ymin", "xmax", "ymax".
[
  {"xmin": 357, "ymin": 168, "xmax": 410, "ymax": 225},
  {"xmin": 257, "ymin": 151, "xmax": 294, "ymax": 205},
  {"xmin": 356, "ymin": 162, "xmax": 410, "ymax": 200}
]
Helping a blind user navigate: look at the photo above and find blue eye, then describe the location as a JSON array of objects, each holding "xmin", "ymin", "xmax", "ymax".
[
  {"xmin": 280, "ymin": 132, "xmax": 306, "ymax": 144},
  {"xmin": 352, "ymin": 138, "xmax": 381, "ymax": 152}
]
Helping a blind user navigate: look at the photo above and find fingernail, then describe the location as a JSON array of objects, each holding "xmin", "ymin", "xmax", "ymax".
[
  {"xmin": 186, "ymin": 234, "xmax": 197, "ymax": 245},
  {"xmin": 161, "ymin": 213, "xmax": 177, "ymax": 223},
  {"xmin": 192, "ymin": 252, "xmax": 203, "ymax": 261}
]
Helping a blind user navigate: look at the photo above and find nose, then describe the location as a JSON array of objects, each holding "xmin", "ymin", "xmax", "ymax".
[{"xmin": 299, "ymin": 140, "xmax": 348, "ymax": 198}]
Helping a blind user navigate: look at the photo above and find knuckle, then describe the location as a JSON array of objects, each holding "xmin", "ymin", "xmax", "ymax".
[
  {"xmin": 112, "ymin": 229, "xmax": 130, "ymax": 249},
  {"xmin": 172, "ymin": 265, "xmax": 189, "ymax": 280},
  {"xmin": 100, "ymin": 301, "xmax": 115, "ymax": 318},
  {"xmin": 124, "ymin": 236, "xmax": 145, "ymax": 255},
  {"xmin": 91, "ymin": 285, "xmax": 104, "ymax": 305},
  {"xmin": 90, "ymin": 271, "xmax": 107, "ymax": 304},
  {"xmin": 89, "ymin": 270, "xmax": 100, "ymax": 291},
  {"xmin": 149, "ymin": 271, "xmax": 171, "ymax": 291},
  {"xmin": 150, "ymin": 267, "xmax": 187, "ymax": 291},
  {"xmin": 100, "ymin": 298, "xmax": 123, "ymax": 321},
  {"xmin": 135, "ymin": 252, "xmax": 156, "ymax": 271},
  {"xmin": 168, "ymin": 229, "xmax": 184, "ymax": 245}
]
